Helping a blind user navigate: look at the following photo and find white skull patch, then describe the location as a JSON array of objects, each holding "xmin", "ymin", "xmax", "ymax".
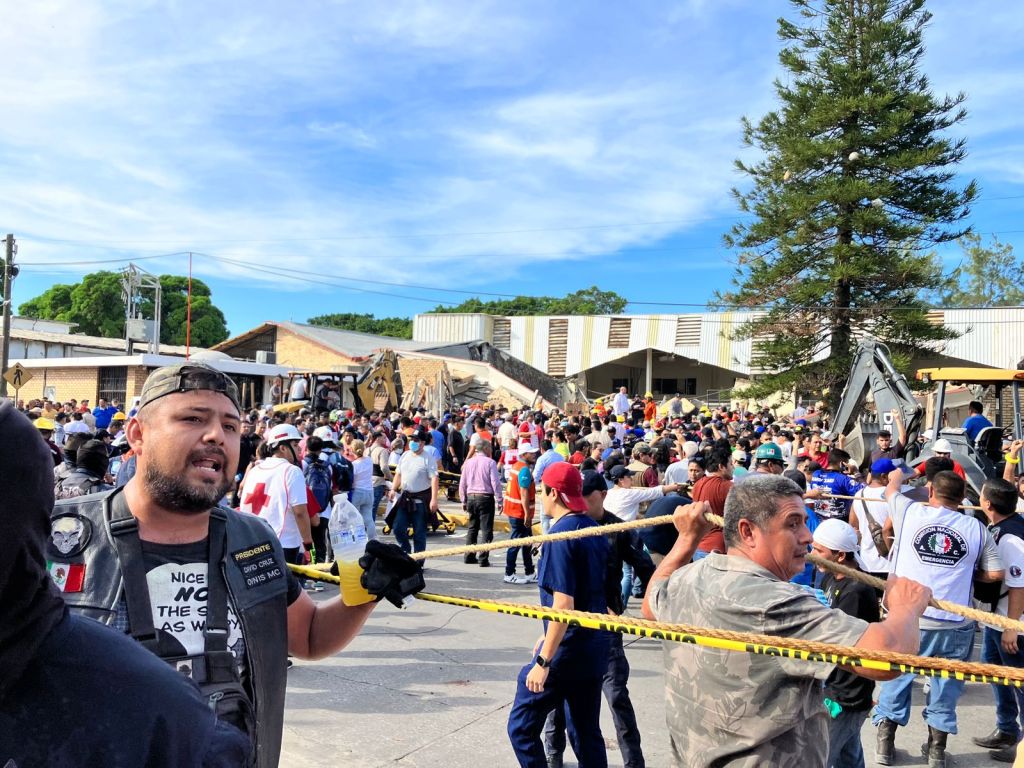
[{"xmin": 50, "ymin": 515, "xmax": 89, "ymax": 556}]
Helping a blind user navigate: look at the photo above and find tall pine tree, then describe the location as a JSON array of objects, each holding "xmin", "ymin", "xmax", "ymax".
[{"xmin": 720, "ymin": 0, "xmax": 975, "ymax": 403}]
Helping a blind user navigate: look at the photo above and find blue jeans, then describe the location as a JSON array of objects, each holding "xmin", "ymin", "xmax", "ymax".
[
  {"xmin": 350, "ymin": 488, "xmax": 377, "ymax": 540},
  {"xmin": 982, "ymin": 626, "xmax": 1024, "ymax": 738},
  {"xmin": 508, "ymin": 664, "xmax": 606, "ymax": 768},
  {"xmin": 372, "ymin": 484, "xmax": 387, "ymax": 521},
  {"xmin": 827, "ymin": 707, "xmax": 868, "ymax": 768},
  {"xmin": 393, "ymin": 497, "xmax": 428, "ymax": 554},
  {"xmin": 873, "ymin": 622, "xmax": 975, "ymax": 734},
  {"xmin": 544, "ymin": 634, "xmax": 644, "ymax": 767},
  {"xmin": 506, "ymin": 517, "xmax": 535, "ymax": 577}
]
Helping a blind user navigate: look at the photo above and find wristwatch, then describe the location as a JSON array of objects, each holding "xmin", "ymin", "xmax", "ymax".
[{"xmin": 534, "ymin": 654, "xmax": 550, "ymax": 669}]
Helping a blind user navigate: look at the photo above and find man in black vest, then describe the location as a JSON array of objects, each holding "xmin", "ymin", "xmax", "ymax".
[
  {"xmin": 47, "ymin": 362, "xmax": 423, "ymax": 768},
  {"xmin": 975, "ymin": 478, "xmax": 1024, "ymax": 762}
]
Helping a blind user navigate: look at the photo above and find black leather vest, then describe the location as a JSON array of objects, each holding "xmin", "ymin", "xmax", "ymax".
[{"xmin": 48, "ymin": 488, "xmax": 290, "ymax": 768}]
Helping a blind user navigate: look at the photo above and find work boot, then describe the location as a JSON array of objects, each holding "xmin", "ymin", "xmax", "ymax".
[
  {"xmin": 875, "ymin": 718, "xmax": 897, "ymax": 765},
  {"xmin": 974, "ymin": 728, "xmax": 1018, "ymax": 750},
  {"xmin": 920, "ymin": 725, "xmax": 948, "ymax": 768},
  {"xmin": 992, "ymin": 744, "xmax": 1019, "ymax": 763}
]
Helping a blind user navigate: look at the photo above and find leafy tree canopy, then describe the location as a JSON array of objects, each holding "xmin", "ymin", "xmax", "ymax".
[
  {"xmin": 431, "ymin": 286, "xmax": 627, "ymax": 316},
  {"xmin": 308, "ymin": 312, "xmax": 414, "ymax": 339},
  {"xmin": 19, "ymin": 270, "xmax": 229, "ymax": 347},
  {"xmin": 939, "ymin": 233, "xmax": 1024, "ymax": 307}
]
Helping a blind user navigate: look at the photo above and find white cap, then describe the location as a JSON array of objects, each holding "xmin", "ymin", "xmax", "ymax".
[
  {"xmin": 933, "ymin": 438, "xmax": 952, "ymax": 453},
  {"xmin": 518, "ymin": 439, "xmax": 539, "ymax": 455},
  {"xmin": 813, "ymin": 519, "xmax": 859, "ymax": 554}
]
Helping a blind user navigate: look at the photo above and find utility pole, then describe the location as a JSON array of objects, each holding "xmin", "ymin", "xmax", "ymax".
[{"xmin": 1, "ymin": 234, "xmax": 16, "ymax": 399}]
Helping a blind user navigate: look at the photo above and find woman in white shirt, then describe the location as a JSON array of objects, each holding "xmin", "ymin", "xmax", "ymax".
[{"xmin": 349, "ymin": 440, "xmax": 377, "ymax": 540}]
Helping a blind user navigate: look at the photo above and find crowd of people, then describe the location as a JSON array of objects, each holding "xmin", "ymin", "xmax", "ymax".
[{"xmin": 6, "ymin": 371, "xmax": 1024, "ymax": 768}]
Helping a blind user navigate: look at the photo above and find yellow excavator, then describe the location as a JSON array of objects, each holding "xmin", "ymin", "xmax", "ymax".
[
  {"xmin": 826, "ymin": 338, "xmax": 1023, "ymax": 499},
  {"xmin": 272, "ymin": 351, "xmax": 402, "ymax": 415}
]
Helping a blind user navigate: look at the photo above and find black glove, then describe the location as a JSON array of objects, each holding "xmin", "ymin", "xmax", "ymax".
[{"xmin": 359, "ymin": 540, "xmax": 425, "ymax": 608}]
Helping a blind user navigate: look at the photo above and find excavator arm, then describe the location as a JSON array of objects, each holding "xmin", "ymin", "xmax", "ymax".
[{"xmin": 822, "ymin": 339, "xmax": 923, "ymax": 467}]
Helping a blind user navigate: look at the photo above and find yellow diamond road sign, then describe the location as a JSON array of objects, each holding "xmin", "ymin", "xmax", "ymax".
[{"xmin": 3, "ymin": 362, "xmax": 32, "ymax": 389}]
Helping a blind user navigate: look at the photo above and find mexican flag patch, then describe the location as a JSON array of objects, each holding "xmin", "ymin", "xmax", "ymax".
[{"xmin": 47, "ymin": 561, "xmax": 86, "ymax": 593}]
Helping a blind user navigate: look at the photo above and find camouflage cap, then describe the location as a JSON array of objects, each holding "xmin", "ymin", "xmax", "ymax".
[{"xmin": 138, "ymin": 362, "xmax": 240, "ymax": 412}]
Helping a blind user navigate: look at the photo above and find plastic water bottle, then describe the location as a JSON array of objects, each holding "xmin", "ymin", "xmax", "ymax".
[{"xmin": 329, "ymin": 495, "xmax": 373, "ymax": 606}]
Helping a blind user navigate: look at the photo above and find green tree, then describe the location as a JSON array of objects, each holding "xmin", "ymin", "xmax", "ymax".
[
  {"xmin": 720, "ymin": 0, "xmax": 973, "ymax": 404},
  {"xmin": 153, "ymin": 275, "xmax": 229, "ymax": 347},
  {"xmin": 431, "ymin": 286, "xmax": 627, "ymax": 316},
  {"xmin": 19, "ymin": 270, "xmax": 229, "ymax": 347},
  {"xmin": 940, "ymin": 233, "xmax": 1024, "ymax": 307},
  {"xmin": 308, "ymin": 312, "xmax": 413, "ymax": 339}
]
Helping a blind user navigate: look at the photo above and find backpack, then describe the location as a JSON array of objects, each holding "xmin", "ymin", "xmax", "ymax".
[
  {"xmin": 332, "ymin": 454, "xmax": 354, "ymax": 493},
  {"xmin": 304, "ymin": 460, "xmax": 334, "ymax": 511}
]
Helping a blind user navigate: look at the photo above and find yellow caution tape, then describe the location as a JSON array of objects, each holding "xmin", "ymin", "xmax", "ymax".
[
  {"xmin": 414, "ymin": 592, "xmax": 1024, "ymax": 688},
  {"xmin": 285, "ymin": 563, "xmax": 1024, "ymax": 687}
]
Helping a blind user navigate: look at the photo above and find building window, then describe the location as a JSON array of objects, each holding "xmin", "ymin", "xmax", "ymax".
[
  {"xmin": 608, "ymin": 317, "xmax": 631, "ymax": 348},
  {"xmin": 682, "ymin": 378, "xmax": 697, "ymax": 396},
  {"xmin": 652, "ymin": 377, "xmax": 678, "ymax": 394},
  {"xmin": 493, "ymin": 318, "xmax": 511, "ymax": 350},
  {"xmin": 97, "ymin": 366, "xmax": 128, "ymax": 405},
  {"xmin": 611, "ymin": 378, "xmax": 629, "ymax": 392}
]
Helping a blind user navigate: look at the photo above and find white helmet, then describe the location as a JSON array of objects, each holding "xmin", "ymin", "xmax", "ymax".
[
  {"xmin": 932, "ymin": 438, "xmax": 953, "ymax": 454},
  {"xmin": 266, "ymin": 423, "xmax": 302, "ymax": 448}
]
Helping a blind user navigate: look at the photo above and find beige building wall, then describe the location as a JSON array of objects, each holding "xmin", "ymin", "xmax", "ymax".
[{"xmin": 274, "ymin": 328, "xmax": 361, "ymax": 370}]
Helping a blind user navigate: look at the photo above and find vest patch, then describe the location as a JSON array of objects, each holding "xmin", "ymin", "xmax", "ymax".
[
  {"xmin": 913, "ymin": 525, "xmax": 969, "ymax": 568},
  {"xmin": 231, "ymin": 541, "xmax": 284, "ymax": 589},
  {"xmin": 48, "ymin": 513, "xmax": 92, "ymax": 558}
]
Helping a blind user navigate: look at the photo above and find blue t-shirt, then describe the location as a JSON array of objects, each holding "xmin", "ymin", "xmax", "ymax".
[
  {"xmin": 430, "ymin": 429, "xmax": 446, "ymax": 454},
  {"xmin": 962, "ymin": 413, "xmax": 993, "ymax": 442},
  {"xmin": 538, "ymin": 514, "xmax": 612, "ymax": 679},
  {"xmin": 93, "ymin": 405, "xmax": 119, "ymax": 429},
  {"xmin": 790, "ymin": 503, "xmax": 821, "ymax": 587},
  {"xmin": 809, "ymin": 469, "xmax": 862, "ymax": 522}
]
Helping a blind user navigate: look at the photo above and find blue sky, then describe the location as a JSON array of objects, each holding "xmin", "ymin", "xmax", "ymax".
[{"xmin": 3, "ymin": 0, "xmax": 1023, "ymax": 337}]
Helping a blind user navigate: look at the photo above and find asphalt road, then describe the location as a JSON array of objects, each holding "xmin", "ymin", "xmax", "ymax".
[{"xmin": 280, "ymin": 514, "xmax": 1012, "ymax": 767}]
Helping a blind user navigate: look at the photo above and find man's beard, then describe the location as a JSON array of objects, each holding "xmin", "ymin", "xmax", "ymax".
[{"xmin": 144, "ymin": 461, "xmax": 230, "ymax": 514}]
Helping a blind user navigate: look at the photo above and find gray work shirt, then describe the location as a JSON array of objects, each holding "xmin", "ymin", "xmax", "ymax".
[{"xmin": 649, "ymin": 553, "xmax": 868, "ymax": 767}]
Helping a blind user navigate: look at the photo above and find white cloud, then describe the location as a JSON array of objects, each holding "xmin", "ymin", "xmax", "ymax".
[{"xmin": 1, "ymin": 0, "xmax": 1019, "ymax": 310}]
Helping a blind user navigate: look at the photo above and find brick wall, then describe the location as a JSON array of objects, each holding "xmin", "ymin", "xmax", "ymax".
[
  {"xmin": 275, "ymin": 328, "xmax": 358, "ymax": 369},
  {"xmin": 18, "ymin": 367, "xmax": 100, "ymax": 403},
  {"xmin": 397, "ymin": 358, "xmax": 446, "ymax": 391},
  {"xmin": 128, "ymin": 367, "xmax": 151, "ymax": 402}
]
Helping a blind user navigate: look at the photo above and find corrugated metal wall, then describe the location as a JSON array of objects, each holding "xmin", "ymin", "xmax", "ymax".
[{"xmin": 411, "ymin": 308, "xmax": 1023, "ymax": 377}]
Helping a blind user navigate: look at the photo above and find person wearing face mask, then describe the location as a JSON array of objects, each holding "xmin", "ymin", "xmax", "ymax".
[
  {"xmin": 389, "ymin": 427, "xmax": 440, "ymax": 554},
  {"xmin": 0, "ymin": 399, "xmax": 252, "ymax": 767}
]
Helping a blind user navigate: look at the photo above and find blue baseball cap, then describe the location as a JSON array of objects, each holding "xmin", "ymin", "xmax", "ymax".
[{"xmin": 870, "ymin": 457, "xmax": 896, "ymax": 475}]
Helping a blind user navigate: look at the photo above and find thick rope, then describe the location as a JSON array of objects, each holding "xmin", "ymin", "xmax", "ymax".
[
  {"xmin": 285, "ymin": 563, "xmax": 1024, "ymax": 687},
  {"xmin": 309, "ymin": 502, "xmax": 1023, "ymax": 632}
]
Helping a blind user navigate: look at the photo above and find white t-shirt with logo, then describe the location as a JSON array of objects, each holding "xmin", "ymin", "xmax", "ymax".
[
  {"xmin": 238, "ymin": 457, "xmax": 307, "ymax": 549},
  {"xmin": 854, "ymin": 485, "xmax": 891, "ymax": 574}
]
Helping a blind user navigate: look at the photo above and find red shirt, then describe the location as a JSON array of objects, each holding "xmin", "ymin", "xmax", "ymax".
[{"xmin": 692, "ymin": 474, "xmax": 732, "ymax": 553}]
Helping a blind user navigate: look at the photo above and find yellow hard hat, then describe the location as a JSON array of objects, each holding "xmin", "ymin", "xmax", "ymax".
[
  {"xmin": 644, "ymin": 392, "xmax": 653, "ymax": 399},
  {"xmin": 35, "ymin": 417, "xmax": 56, "ymax": 431},
  {"xmin": 595, "ymin": 398, "xmax": 603, "ymax": 404},
  {"xmin": 112, "ymin": 412, "xmax": 126, "ymax": 421}
]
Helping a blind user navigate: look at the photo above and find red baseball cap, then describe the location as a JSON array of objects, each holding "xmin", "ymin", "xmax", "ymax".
[{"xmin": 541, "ymin": 462, "xmax": 587, "ymax": 512}]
